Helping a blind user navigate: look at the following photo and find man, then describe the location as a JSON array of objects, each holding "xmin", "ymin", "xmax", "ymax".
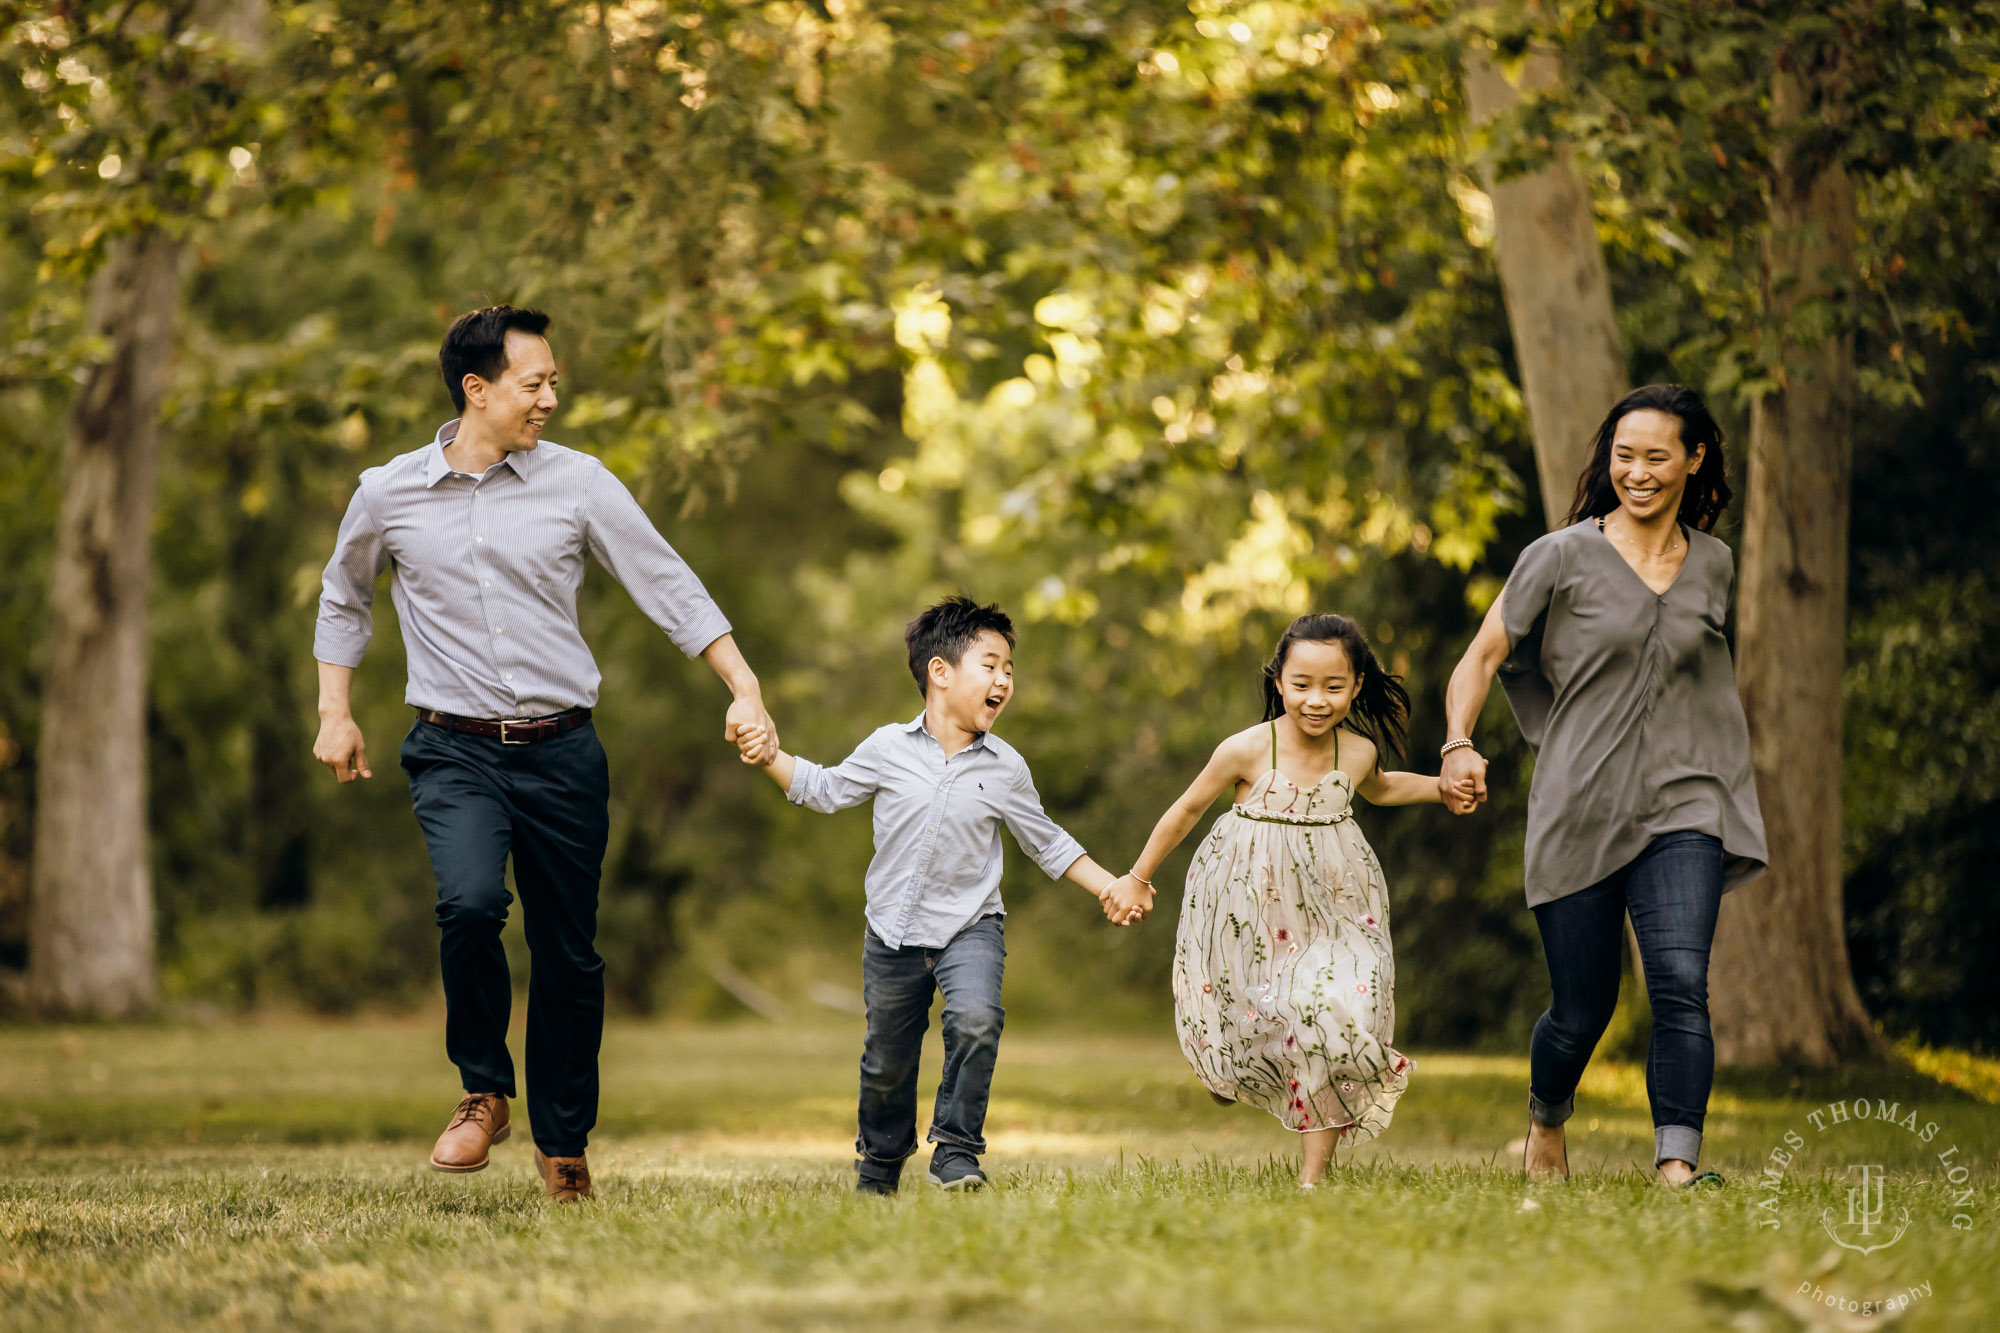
[{"xmin": 312, "ymin": 306, "xmax": 776, "ymax": 1201}]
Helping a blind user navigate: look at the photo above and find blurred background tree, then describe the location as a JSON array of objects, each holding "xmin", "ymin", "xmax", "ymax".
[{"xmin": 1, "ymin": 0, "xmax": 1995, "ymax": 1054}]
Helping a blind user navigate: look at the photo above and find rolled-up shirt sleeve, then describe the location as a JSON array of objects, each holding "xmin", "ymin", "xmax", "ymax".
[
  {"xmin": 786, "ymin": 736, "xmax": 884, "ymax": 813},
  {"xmin": 582, "ymin": 462, "xmax": 733, "ymax": 658},
  {"xmin": 1001, "ymin": 760, "xmax": 1087, "ymax": 879},
  {"xmin": 314, "ymin": 484, "xmax": 387, "ymax": 668}
]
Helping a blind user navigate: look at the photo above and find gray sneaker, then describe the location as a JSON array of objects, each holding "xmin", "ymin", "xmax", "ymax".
[
  {"xmin": 854, "ymin": 1159, "xmax": 900, "ymax": 1195},
  {"xmin": 926, "ymin": 1155, "xmax": 987, "ymax": 1191}
]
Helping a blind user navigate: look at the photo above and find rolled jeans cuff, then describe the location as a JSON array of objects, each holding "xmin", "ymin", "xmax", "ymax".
[
  {"xmin": 1656, "ymin": 1125, "xmax": 1702, "ymax": 1170},
  {"xmin": 1528, "ymin": 1091, "xmax": 1574, "ymax": 1128},
  {"xmin": 926, "ymin": 1125, "xmax": 987, "ymax": 1155},
  {"xmin": 855, "ymin": 1138, "xmax": 917, "ymax": 1166}
]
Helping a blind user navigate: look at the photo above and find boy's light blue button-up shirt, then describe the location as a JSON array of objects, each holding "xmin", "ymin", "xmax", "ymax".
[
  {"xmin": 786, "ymin": 715, "xmax": 1088, "ymax": 949},
  {"xmin": 314, "ymin": 419, "xmax": 732, "ymax": 718}
]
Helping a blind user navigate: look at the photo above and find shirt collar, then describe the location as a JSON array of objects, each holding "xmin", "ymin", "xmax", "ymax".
[
  {"xmin": 423, "ymin": 418, "xmax": 536, "ymax": 488},
  {"xmin": 906, "ymin": 712, "xmax": 990, "ymax": 752}
]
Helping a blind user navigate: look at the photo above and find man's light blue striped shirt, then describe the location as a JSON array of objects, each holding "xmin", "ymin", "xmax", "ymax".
[
  {"xmin": 314, "ymin": 419, "xmax": 731, "ymax": 718},
  {"xmin": 786, "ymin": 715, "xmax": 1089, "ymax": 949}
]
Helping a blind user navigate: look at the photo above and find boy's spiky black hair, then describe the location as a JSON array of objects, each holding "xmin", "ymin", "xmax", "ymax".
[{"xmin": 906, "ymin": 595, "xmax": 1015, "ymax": 696}]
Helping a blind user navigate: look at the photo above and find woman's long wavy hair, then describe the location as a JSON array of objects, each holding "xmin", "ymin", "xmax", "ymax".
[
  {"xmin": 1260, "ymin": 613, "xmax": 1411, "ymax": 756},
  {"xmin": 1563, "ymin": 384, "xmax": 1733, "ymax": 532}
]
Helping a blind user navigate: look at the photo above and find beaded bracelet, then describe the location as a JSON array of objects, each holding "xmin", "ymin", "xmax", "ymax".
[{"xmin": 1439, "ymin": 737, "xmax": 1477, "ymax": 758}]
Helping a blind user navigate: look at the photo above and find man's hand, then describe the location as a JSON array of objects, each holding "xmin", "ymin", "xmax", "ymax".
[
  {"xmin": 1100, "ymin": 874, "xmax": 1155, "ymax": 926},
  {"xmin": 1440, "ymin": 746, "xmax": 1487, "ymax": 814},
  {"xmin": 314, "ymin": 712, "xmax": 372, "ymax": 783},
  {"xmin": 701, "ymin": 635, "xmax": 777, "ymax": 764},
  {"xmin": 725, "ymin": 694, "xmax": 778, "ymax": 765}
]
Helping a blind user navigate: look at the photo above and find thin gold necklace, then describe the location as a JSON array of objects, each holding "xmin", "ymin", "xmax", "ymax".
[{"xmin": 1598, "ymin": 513, "xmax": 1680, "ymax": 558}]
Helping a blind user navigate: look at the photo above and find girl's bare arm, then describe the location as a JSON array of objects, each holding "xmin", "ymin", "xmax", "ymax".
[
  {"xmin": 1359, "ymin": 766, "xmax": 1448, "ymax": 806},
  {"xmin": 1130, "ymin": 733, "xmax": 1257, "ymax": 883}
]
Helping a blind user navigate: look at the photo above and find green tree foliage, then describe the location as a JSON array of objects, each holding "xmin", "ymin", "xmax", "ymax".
[{"xmin": 1, "ymin": 1, "xmax": 1996, "ymax": 1048}]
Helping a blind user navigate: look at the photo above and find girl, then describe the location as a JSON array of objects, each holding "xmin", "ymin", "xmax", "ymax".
[{"xmin": 1127, "ymin": 614, "xmax": 1457, "ymax": 1187}]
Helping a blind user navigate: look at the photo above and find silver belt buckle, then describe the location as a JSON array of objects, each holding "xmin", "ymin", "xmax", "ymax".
[{"xmin": 498, "ymin": 717, "xmax": 536, "ymax": 745}]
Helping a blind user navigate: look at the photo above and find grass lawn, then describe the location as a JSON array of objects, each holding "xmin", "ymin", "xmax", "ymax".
[{"xmin": 1, "ymin": 1016, "xmax": 1994, "ymax": 1331}]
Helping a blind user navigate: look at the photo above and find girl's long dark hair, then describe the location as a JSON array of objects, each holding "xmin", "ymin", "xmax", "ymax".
[
  {"xmin": 1563, "ymin": 384, "xmax": 1733, "ymax": 532},
  {"xmin": 1261, "ymin": 613, "xmax": 1410, "ymax": 756}
]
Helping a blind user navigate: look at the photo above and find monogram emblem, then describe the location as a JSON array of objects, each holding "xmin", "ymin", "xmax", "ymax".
[{"xmin": 1820, "ymin": 1164, "xmax": 1912, "ymax": 1255}]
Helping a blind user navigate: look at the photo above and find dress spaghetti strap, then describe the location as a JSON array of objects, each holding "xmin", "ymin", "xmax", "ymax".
[{"xmin": 1270, "ymin": 719, "xmax": 1341, "ymax": 781}]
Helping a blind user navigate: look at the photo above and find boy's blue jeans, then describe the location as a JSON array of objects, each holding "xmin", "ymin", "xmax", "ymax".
[
  {"xmin": 855, "ymin": 915, "xmax": 1006, "ymax": 1187},
  {"xmin": 1528, "ymin": 830, "xmax": 1726, "ymax": 1169}
]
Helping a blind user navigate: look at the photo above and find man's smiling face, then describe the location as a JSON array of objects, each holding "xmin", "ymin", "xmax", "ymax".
[
  {"xmin": 466, "ymin": 328, "xmax": 559, "ymax": 452},
  {"xmin": 930, "ymin": 630, "xmax": 1015, "ymax": 734}
]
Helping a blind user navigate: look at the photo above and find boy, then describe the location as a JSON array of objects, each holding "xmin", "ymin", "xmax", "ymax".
[{"xmin": 735, "ymin": 596, "xmax": 1150, "ymax": 1192}]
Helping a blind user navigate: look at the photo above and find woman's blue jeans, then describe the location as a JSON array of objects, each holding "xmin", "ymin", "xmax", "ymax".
[{"xmin": 1528, "ymin": 830, "xmax": 1725, "ymax": 1169}]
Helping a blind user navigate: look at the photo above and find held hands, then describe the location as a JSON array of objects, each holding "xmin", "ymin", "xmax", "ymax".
[
  {"xmin": 1100, "ymin": 873, "xmax": 1155, "ymax": 927},
  {"xmin": 726, "ymin": 698, "xmax": 779, "ymax": 765},
  {"xmin": 1439, "ymin": 746, "xmax": 1487, "ymax": 814}
]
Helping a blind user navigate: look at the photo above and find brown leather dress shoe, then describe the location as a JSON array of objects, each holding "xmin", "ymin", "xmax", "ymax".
[
  {"xmin": 428, "ymin": 1092, "xmax": 511, "ymax": 1173},
  {"xmin": 535, "ymin": 1148, "xmax": 594, "ymax": 1202}
]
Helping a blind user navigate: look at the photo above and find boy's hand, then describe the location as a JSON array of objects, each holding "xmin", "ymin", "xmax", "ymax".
[
  {"xmin": 734, "ymin": 722, "xmax": 775, "ymax": 766},
  {"xmin": 1100, "ymin": 874, "xmax": 1154, "ymax": 926}
]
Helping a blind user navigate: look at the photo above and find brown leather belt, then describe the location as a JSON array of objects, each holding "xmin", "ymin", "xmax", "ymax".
[{"xmin": 417, "ymin": 707, "xmax": 592, "ymax": 744}]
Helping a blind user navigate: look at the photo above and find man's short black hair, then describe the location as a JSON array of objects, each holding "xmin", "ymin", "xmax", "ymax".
[
  {"xmin": 439, "ymin": 305, "xmax": 552, "ymax": 412},
  {"xmin": 906, "ymin": 595, "xmax": 1015, "ymax": 696}
]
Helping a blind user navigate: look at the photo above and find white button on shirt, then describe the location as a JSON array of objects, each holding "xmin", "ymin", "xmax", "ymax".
[
  {"xmin": 315, "ymin": 419, "xmax": 731, "ymax": 717},
  {"xmin": 786, "ymin": 715, "xmax": 1088, "ymax": 949}
]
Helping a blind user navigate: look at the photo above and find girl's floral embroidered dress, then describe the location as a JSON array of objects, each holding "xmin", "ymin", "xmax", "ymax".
[{"xmin": 1173, "ymin": 724, "xmax": 1411, "ymax": 1138}]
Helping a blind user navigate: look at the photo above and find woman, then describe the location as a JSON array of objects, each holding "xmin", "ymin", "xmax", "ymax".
[{"xmin": 1438, "ymin": 384, "xmax": 1766, "ymax": 1186}]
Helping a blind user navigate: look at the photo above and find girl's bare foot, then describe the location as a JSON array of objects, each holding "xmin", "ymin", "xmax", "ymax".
[
  {"xmin": 1524, "ymin": 1120, "xmax": 1568, "ymax": 1182},
  {"xmin": 1656, "ymin": 1158, "xmax": 1694, "ymax": 1187},
  {"xmin": 1300, "ymin": 1127, "xmax": 1337, "ymax": 1186}
]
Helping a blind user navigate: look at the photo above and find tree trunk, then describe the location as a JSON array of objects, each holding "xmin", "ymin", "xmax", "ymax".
[
  {"xmin": 27, "ymin": 232, "xmax": 185, "ymax": 1018},
  {"xmin": 1461, "ymin": 39, "xmax": 1629, "ymax": 525},
  {"xmin": 1708, "ymin": 40, "xmax": 1876, "ymax": 1066},
  {"xmin": 1462, "ymin": 30, "xmax": 1650, "ymax": 1011}
]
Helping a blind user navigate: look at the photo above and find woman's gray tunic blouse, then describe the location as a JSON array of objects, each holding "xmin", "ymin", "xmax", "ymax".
[{"xmin": 1499, "ymin": 521, "xmax": 1767, "ymax": 907}]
